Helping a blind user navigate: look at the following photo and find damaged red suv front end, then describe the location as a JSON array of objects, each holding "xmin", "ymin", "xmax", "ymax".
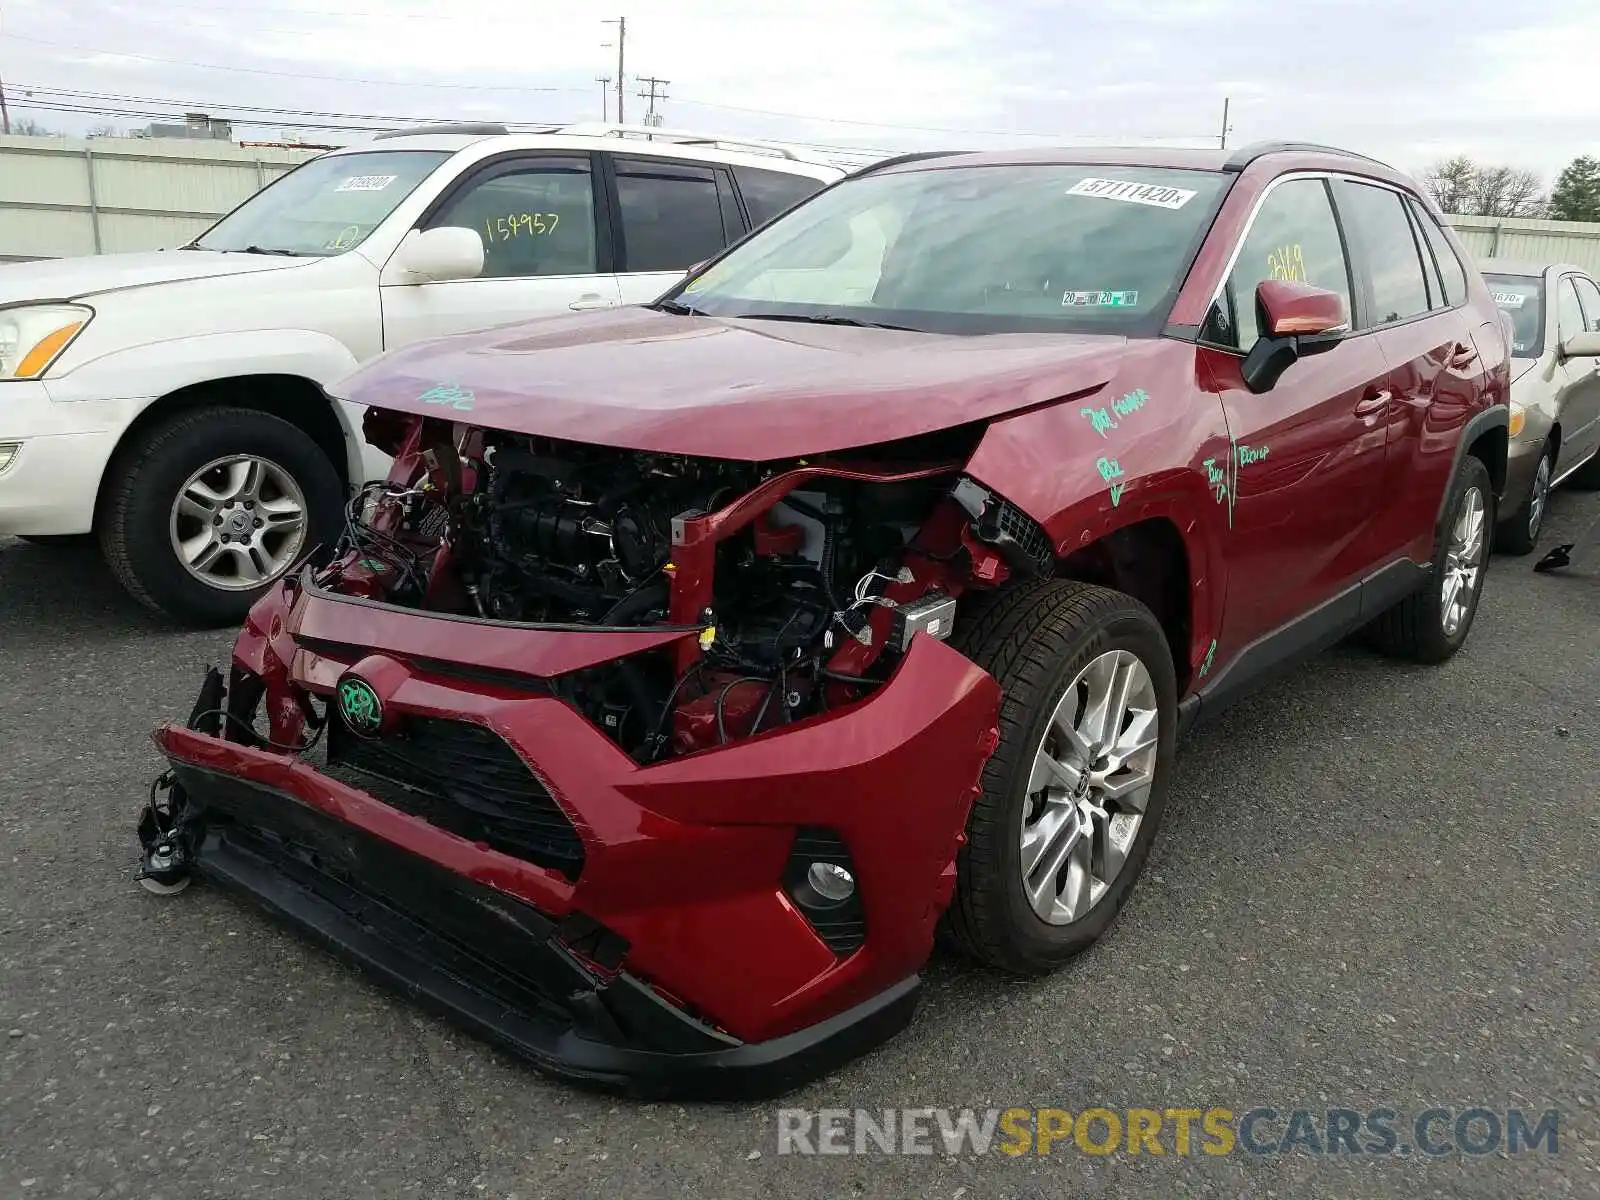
[{"xmin": 138, "ymin": 348, "xmax": 1076, "ymax": 1095}]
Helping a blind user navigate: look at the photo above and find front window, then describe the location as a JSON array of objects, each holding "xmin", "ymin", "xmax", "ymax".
[
  {"xmin": 194, "ymin": 150, "xmax": 451, "ymax": 257},
  {"xmin": 668, "ymin": 163, "xmax": 1229, "ymax": 334},
  {"xmin": 1485, "ymin": 274, "xmax": 1544, "ymax": 357}
]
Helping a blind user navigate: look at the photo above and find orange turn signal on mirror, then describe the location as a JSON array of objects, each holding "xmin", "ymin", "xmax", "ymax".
[{"xmin": 15, "ymin": 321, "xmax": 85, "ymax": 378}]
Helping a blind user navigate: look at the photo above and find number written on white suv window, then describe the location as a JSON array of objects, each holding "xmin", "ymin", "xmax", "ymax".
[{"xmin": 431, "ymin": 158, "xmax": 599, "ymax": 279}]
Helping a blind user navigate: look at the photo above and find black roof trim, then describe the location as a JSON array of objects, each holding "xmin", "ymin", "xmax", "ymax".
[
  {"xmin": 373, "ymin": 122, "xmax": 510, "ymax": 141},
  {"xmin": 1222, "ymin": 141, "xmax": 1393, "ymax": 174},
  {"xmin": 847, "ymin": 150, "xmax": 968, "ymax": 178}
]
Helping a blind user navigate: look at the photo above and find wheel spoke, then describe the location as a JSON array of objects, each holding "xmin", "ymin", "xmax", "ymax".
[
  {"xmin": 1110, "ymin": 707, "xmax": 1158, "ymax": 761},
  {"xmin": 189, "ymin": 540, "xmax": 225, "ymax": 574},
  {"xmin": 1024, "ymin": 813, "xmax": 1083, "ymax": 918},
  {"xmin": 1050, "ymin": 692, "xmax": 1095, "ymax": 763},
  {"xmin": 243, "ymin": 545, "xmax": 272, "ymax": 583},
  {"xmin": 1094, "ymin": 816, "xmax": 1128, "ymax": 883},
  {"xmin": 1028, "ymin": 748, "xmax": 1082, "ymax": 795},
  {"xmin": 1099, "ymin": 766, "xmax": 1154, "ymax": 810},
  {"xmin": 177, "ymin": 482, "xmax": 223, "ymax": 521},
  {"xmin": 1020, "ymin": 804, "xmax": 1074, "ymax": 877},
  {"xmin": 1441, "ymin": 571, "xmax": 1462, "ymax": 619},
  {"xmin": 1058, "ymin": 835, "xmax": 1094, "ymax": 921}
]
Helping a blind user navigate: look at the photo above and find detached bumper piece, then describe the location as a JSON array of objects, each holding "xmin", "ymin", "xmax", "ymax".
[{"xmin": 153, "ymin": 761, "xmax": 919, "ymax": 1100}]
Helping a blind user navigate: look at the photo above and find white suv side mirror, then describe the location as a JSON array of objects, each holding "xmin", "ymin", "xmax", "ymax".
[{"xmin": 390, "ymin": 227, "xmax": 484, "ymax": 284}]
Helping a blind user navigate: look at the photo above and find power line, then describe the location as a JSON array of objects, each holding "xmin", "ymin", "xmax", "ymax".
[{"xmin": 0, "ymin": 32, "xmax": 592, "ymax": 93}]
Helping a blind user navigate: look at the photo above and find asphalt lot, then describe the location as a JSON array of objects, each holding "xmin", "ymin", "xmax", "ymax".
[{"xmin": 1, "ymin": 493, "xmax": 1596, "ymax": 1200}]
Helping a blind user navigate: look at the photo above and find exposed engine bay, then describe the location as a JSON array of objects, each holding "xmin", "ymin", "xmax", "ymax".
[{"xmin": 317, "ymin": 414, "xmax": 1047, "ymax": 762}]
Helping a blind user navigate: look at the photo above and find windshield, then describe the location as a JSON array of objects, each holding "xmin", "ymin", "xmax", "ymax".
[
  {"xmin": 1484, "ymin": 273, "xmax": 1544, "ymax": 357},
  {"xmin": 194, "ymin": 150, "xmax": 451, "ymax": 256},
  {"xmin": 666, "ymin": 163, "xmax": 1229, "ymax": 334}
]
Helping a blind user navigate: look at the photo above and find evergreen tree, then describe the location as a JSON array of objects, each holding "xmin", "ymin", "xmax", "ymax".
[{"xmin": 1548, "ymin": 156, "xmax": 1600, "ymax": 223}]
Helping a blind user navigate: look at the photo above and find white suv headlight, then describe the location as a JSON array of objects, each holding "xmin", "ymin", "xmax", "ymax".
[{"xmin": 0, "ymin": 304, "xmax": 94, "ymax": 380}]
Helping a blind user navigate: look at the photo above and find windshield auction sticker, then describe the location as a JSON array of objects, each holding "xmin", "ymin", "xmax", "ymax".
[
  {"xmin": 1063, "ymin": 290, "xmax": 1140, "ymax": 307},
  {"xmin": 1067, "ymin": 178, "xmax": 1198, "ymax": 209},
  {"xmin": 335, "ymin": 175, "xmax": 398, "ymax": 193}
]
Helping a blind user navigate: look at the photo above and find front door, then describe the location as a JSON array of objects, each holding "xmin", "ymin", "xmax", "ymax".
[
  {"xmin": 380, "ymin": 153, "xmax": 620, "ymax": 351},
  {"xmin": 1198, "ymin": 175, "xmax": 1392, "ymax": 649},
  {"xmin": 1557, "ymin": 273, "xmax": 1600, "ymax": 469}
]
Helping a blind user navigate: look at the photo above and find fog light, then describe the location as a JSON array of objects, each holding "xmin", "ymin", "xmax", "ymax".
[
  {"xmin": 806, "ymin": 861, "xmax": 855, "ymax": 902},
  {"xmin": 0, "ymin": 442, "xmax": 18, "ymax": 474}
]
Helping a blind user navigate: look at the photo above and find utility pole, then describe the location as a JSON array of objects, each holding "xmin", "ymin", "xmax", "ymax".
[
  {"xmin": 601, "ymin": 17, "xmax": 625, "ymax": 125},
  {"xmin": 595, "ymin": 76, "xmax": 611, "ymax": 122},
  {"xmin": 637, "ymin": 76, "xmax": 669, "ymax": 128},
  {"xmin": 0, "ymin": 4, "xmax": 11, "ymax": 135},
  {"xmin": 1219, "ymin": 96, "xmax": 1231, "ymax": 150}
]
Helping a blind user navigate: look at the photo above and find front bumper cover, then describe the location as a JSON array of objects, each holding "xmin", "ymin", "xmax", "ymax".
[{"xmin": 145, "ymin": 579, "xmax": 1002, "ymax": 1098}]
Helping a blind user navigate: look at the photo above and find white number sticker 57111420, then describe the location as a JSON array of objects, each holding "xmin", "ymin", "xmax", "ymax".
[{"xmin": 1066, "ymin": 178, "xmax": 1198, "ymax": 210}]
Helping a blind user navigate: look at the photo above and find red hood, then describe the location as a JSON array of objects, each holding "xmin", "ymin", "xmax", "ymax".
[{"xmin": 335, "ymin": 307, "xmax": 1127, "ymax": 459}]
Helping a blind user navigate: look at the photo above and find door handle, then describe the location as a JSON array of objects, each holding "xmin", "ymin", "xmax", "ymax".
[
  {"xmin": 568, "ymin": 295, "xmax": 618, "ymax": 311},
  {"xmin": 1449, "ymin": 342, "xmax": 1478, "ymax": 369},
  {"xmin": 1354, "ymin": 387, "xmax": 1392, "ymax": 416}
]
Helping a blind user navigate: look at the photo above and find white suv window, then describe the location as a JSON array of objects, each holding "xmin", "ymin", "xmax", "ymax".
[
  {"xmin": 431, "ymin": 157, "xmax": 598, "ymax": 279},
  {"xmin": 614, "ymin": 158, "xmax": 729, "ymax": 273}
]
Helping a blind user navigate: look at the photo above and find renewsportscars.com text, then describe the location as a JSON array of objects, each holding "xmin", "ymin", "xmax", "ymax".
[{"xmin": 776, "ymin": 1106, "xmax": 1560, "ymax": 1158}]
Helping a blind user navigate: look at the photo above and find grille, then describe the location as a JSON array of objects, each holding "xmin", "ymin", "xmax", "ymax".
[{"xmin": 324, "ymin": 716, "xmax": 585, "ymax": 879}]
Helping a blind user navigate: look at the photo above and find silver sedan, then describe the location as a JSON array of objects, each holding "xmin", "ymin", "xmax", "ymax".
[{"xmin": 1481, "ymin": 259, "xmax": 1600, "ymax": 553}]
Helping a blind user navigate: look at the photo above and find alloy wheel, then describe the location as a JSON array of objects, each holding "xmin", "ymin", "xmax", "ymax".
[
  {"xmin": 1528, "ymin": 455, "xmax": 1551, "ymax": 539},
  {"xmin": 168, "ymin": 454, "xmax": 309, "ymax": 591},
  {"xmin": 1019, "ymin": 648, "xmax": 1159, "ymax": 926},
  {"xmin": 1441, "ymin": 485, "xmax": 1486, "ymax": 637}
]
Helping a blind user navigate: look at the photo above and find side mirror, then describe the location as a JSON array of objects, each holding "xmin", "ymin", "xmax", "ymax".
[
  {"xmin": 390, "ymin": 227, "xmax": 484, "ymax": 284},
  {"xmin": 1559, "ymin": 329, "xmax": 1600, "ymax": 359},
  {"xmin": 1241, "ymin": 280, "xmax": 1349, "ymax": 394}
]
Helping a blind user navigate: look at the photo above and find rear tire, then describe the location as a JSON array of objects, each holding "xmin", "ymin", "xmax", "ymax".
[
  {"xmin": 99, "ymin": 406, "xmax": 344, "ymax": 627},
  {"xmin": 1368, "ymin": 456, "xmax": 1493, "ymax": 663},
  {"xmin": 1495, "ymin": 443, "xmax": 1552, "ymax": 556},
  {"xmin": 943, "ymin": 579, "xmax": 1177, "ymax": 974}
]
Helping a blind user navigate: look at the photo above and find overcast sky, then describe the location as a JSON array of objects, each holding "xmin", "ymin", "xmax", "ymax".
[{"xmin": 2, "ymin": 0, "xmax": 1597, "ymax": 180}]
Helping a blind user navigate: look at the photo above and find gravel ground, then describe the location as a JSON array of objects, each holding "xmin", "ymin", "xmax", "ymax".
[{"xmin": 1, "ymin": 492, "xmax": 1596, "ymax": 1200}]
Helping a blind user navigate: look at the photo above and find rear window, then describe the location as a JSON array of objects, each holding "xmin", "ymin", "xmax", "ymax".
[
  {"xmin": 733, "ymin": 167, "xmax": 827, "ymax": 227},
  {"xmin": 1484, "ymin": 273, "xmax": 1544, "ymax": 356}
]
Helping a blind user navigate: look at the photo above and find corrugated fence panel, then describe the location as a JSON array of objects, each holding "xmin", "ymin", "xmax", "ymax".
[
  {"xmin": 0, "ymin": 135, "xmax": 321, "ymax": 261},
  {"xmin": 1445, "ymin": 214, "xmax": 1600, "ymax": 276}
]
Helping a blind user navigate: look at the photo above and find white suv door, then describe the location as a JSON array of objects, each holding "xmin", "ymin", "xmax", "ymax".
[{"xmin": 379, "ymin": 152, "xmax": 621, "ymax": 348}]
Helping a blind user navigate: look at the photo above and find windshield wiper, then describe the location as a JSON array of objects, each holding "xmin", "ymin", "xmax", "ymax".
[
  {"xmin": 742, "ymin": 312, "xmax": 918, "ymax": 332},
  {"xmin": 236, "ymin": 245, "xmax": 304, "ymax": 256},
  {"xmin": 650, "ymin": 300, "xmax": 700, "ymax": 315}
]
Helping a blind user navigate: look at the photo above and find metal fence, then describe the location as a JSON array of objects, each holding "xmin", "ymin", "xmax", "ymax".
[
  {"xmin": 0, "ymin": 135, "xmax": 322, "ymax": 262},
  {"xmin": 1444, "ymin": 214, "xmax": 1600, "ymax": 276}
]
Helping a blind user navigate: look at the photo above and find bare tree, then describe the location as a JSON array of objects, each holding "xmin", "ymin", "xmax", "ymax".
[
  {"xmin": 86, "ymin": 122, "xmax": 124, "ymax": 139},
  {"xmin": 1422, "ymin": 156, "xmax": 1477, "ymax": 214},
  {"xmin": 11, "ymin": 118, "xmax": 60, "ymax": 136},
  {"xmin": 1473, "ymin": 166, "xmax": 1545, "ymax": 218},
  {"xmin": 1422, "ymin": 156, "xmax": 1545, "ymax": 217}
]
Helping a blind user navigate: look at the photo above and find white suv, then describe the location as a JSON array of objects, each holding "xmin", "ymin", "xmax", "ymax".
[{"xmin": 0, "ymin": 122, "xmax": 845, "ymax": 623}]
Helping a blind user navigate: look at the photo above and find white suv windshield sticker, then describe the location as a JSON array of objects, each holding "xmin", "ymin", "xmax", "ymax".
[
  {"xmin": 1066, "ymin": 178, "xmax": 1197, "ymax": 210},
  {"xmin": 1491, "ymin": 291, "xmax": 1527, "ymax": 308},
  {"xmin": 335, "ymin": 175, "xmax": 399, "ymax": 193}
]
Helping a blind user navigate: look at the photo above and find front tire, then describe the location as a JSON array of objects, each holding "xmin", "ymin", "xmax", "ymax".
[
  {"xmin": 1495, "ymin": 443, "xmax": 1552, "ymax": 556},
  {"xmin": 1368, "ymin": 456, "xmax": 1493, "ymax": 663},
  {"xmin": 99, "ymin": 407, "xmax": 344, "ymax": 626},
  {"xmin": 944, "ymin": 579, "xmax": 1178, "ymax": 974}
]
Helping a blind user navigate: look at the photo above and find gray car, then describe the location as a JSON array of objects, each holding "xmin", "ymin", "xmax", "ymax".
[{"xmin": 1481, "ymin": 259, "xmax": 1600, "ymax": 553}]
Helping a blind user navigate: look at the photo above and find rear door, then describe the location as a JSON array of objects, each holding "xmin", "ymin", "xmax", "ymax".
[
  {"xmin": 605, "ymin": 156, "xmax": 745, "ymax": 305},
  {"xmin": 1332, "ymin": 179, "xmax": 1482, "ymax": 567},
  {"xmin": 379, "ymin": 152, "xmax": 620, "ymax": 349},
  {"xmin": 1558, "ymin": 273, "xmax": 1600, "ymax": 469},
  {"xmin": 1199, "ymin": 174, "xmax": 1391, "ymax": 646}
]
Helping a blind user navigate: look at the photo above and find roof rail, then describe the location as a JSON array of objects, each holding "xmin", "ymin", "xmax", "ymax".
[
  {"xmin": 373, "ymin": 122, "xmax": 509, "ymax": 141},
  {"xmin": 553, "ymin": 121, "xmax": 816, "ymax": 160},
  {"xmin": 1223, "ymin": 140, "xmax": 1394, "ymax": 173}
]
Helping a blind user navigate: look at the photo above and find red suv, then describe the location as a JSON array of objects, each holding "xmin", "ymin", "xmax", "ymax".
[{"xmin": 140, "ymin": 141, "xmax": 1509, "ymax": 1098}]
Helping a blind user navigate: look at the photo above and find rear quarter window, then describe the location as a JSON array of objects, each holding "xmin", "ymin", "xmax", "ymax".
[{"xmin": 733, "ymin": 167, "xmax": 828, "ymax": 227}]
